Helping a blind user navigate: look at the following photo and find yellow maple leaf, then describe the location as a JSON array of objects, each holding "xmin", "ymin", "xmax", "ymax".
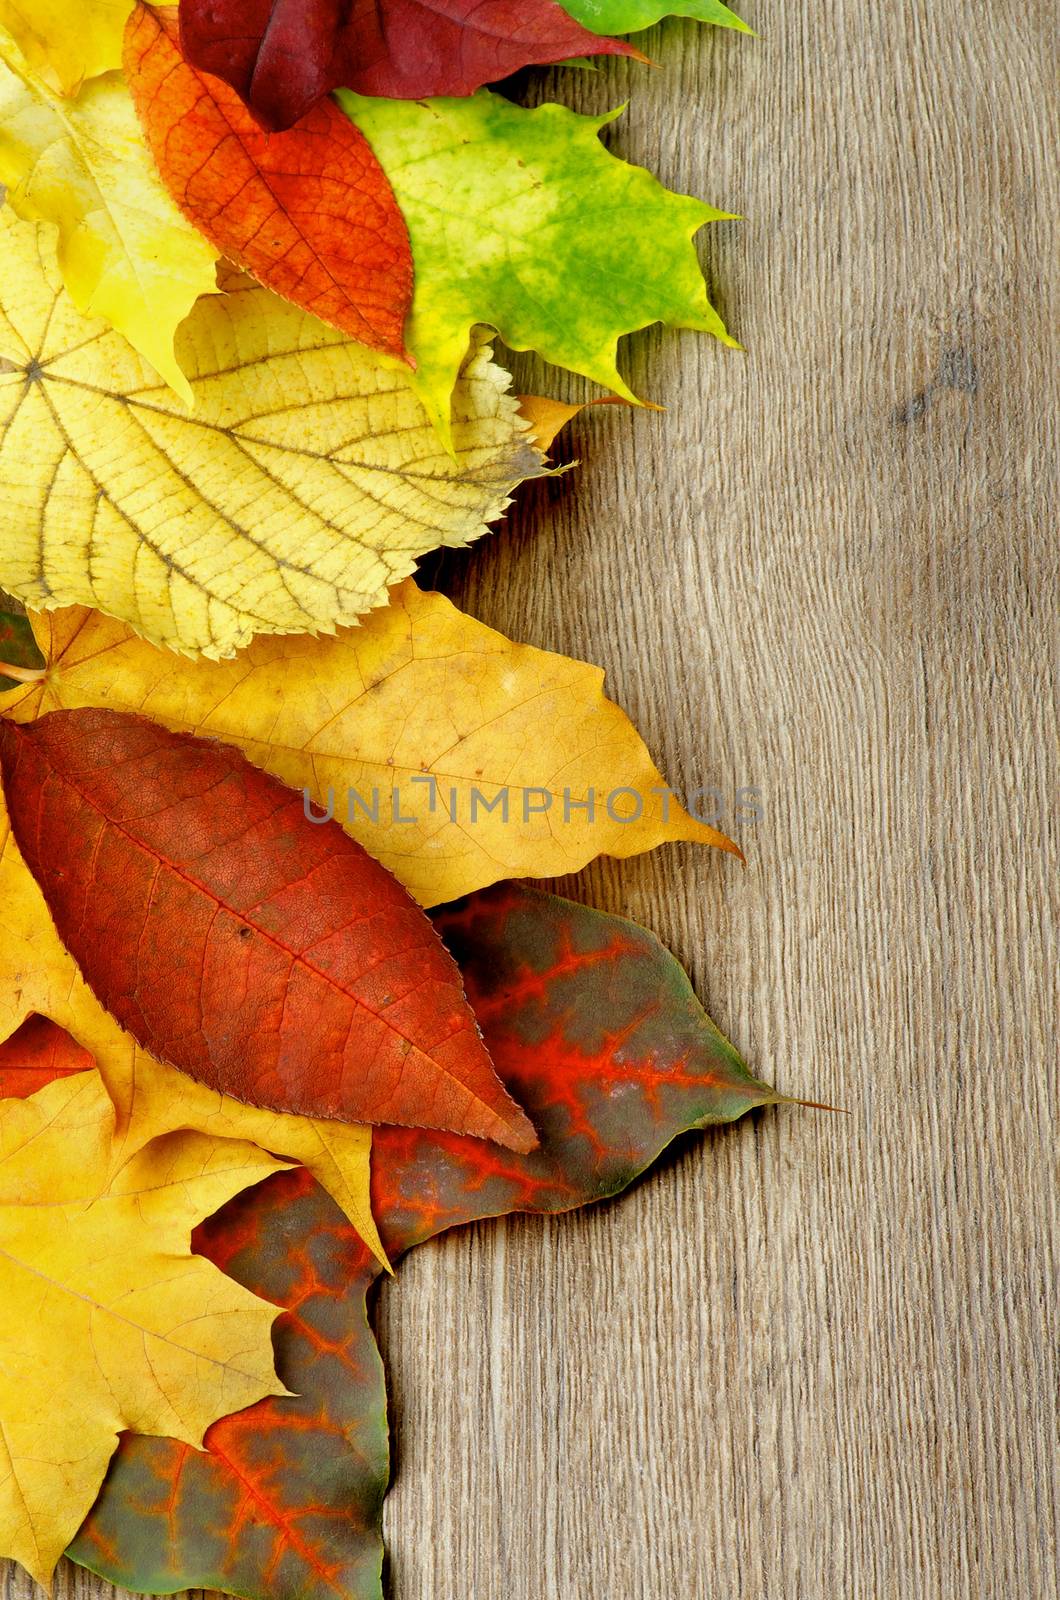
[
  {"xmin": 0, "ymin": 587, "xmax": 738, "ymax": 908},
  {"xmin": 0, "ymin": 34, "xmax": 218, "ymax": 404},
  {"xmin": 0, "ymin": 1, "xmax": 131, "ymax": 95},
  {"xmin": 0, "ymin": 779, "xmax": 387, "ymax": 1266},
  {"xmin": 0, "ymin": 1067, "xmax": 289, "ymax": 1588},
  {"xmin": 0, "ymin": 205, "xmax": 547, "ymax": 658}
]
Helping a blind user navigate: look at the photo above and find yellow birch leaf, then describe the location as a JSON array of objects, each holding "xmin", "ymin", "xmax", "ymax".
[
  {"xmin": 0, "ymin": 586, "xmax": 738, "ymax": 908},
  {"xmin": 0, "ymin": 205, "xmax": 547, "ymax": 658},
  {"xmin": 0, "ymin": 2, "xmax": 132, "ymax": 94},
  {"xmin": 0, "ymin": 37, "xmax": 218, "ymax": 405},
  {"xmin": 0, "ymin": 780, "xmax": 387, "ymax": 1267},
  {"xmin": 0, "ymin": 1067, "xmax": 289, "ymax": 1588}
]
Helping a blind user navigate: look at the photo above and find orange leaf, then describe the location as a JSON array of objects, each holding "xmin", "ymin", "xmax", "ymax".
[
  {"xmin": 0, "ymin": 708, "xmax": 537, "ymax": 1151},
  {"xmin": 0, "ymin": 1014, "xmax": 92, "ymax": 1098},
  {"xmin": 123, "ymin": 3, "xmax": 412, "ymax": 360}
]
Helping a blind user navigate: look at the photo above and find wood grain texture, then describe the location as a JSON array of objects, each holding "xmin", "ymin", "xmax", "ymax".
[{"xmin": 4, "ymin": 1, "xmax": 1056, "ymax": 1596}]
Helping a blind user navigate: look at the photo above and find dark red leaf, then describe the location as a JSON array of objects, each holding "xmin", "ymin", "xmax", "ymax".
[
  {"xmin": 0, "ymin": 710, "xmax": 536, "ymax": 1150},
  {"xmin": 126, "ymin": 4, "xmax": 413, "ymax": 357},
  {"xmin": 66, "ymin": 883, "xmax": 780, "ymax": 1599},
  {"xmin": 179, "ymin": 0, "xmax": 637, "ymax": 131}
]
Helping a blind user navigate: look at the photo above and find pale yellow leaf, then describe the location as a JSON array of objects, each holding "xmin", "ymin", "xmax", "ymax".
[
  {"xmin": 0, "ymin": 37, "xmax": 218, "ymax": 404},
  {"xmin": 0, "ymin": 781, "xmax": 387, "ymax": 1267},
  {"xmin": 0, "ymin": 1067, "xmax": 289, "ymax": 1587},
  {"xmin": 0, "ymin": 205, "xmax": 547, "ymax": 658},
  {"xmin": 1, "ymin": 587, "xmax": 738, "ymax": 909}
]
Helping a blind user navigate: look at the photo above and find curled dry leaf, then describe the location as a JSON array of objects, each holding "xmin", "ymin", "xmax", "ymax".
[
  {"xmin": 0, "ymin": 29, "xmax": 219, "ymax": 404},
  {"xmin": 65, "ymin": 882, "xmax": 780, "ymax": 1599},
  {"xmin": 0, "ymin": 206, "xmax": 546, "ymax": 657},
  {"xmin": 341, "ymin": 89, "xmax": 736, "ymax": 436},
  {"xmin": 0, "ymin": 587, "xmax": 738, "ymax": 908},
  {"xmin": 125, "ymin": 4, "xmax": 412, "ymax": 358},
  {"xmin": 0, "ymin": 707, "xmax": 537, "ymax": 1149},
  {"xmin": 178, "ymin": 0, "xmax": 636, "ymax": 131},
  {"xmin": 0, "ymin": 1068, "xmax": 290, "ymax": 1589}
]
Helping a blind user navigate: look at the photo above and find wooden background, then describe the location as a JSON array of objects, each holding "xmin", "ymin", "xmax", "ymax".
[{"xmin": 6, "ymin": 2, "xmax": 1056, "ymax": 1597}]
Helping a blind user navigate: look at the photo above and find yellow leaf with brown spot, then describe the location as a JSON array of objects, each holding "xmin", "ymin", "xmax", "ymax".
[{"xmin": 0, "ymin": 1066, "xmax": 289, "ymax": 1588}]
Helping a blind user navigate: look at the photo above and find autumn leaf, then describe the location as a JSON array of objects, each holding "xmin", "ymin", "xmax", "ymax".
[
  {"xmin": 0, "ymin": 29, "xmax": 218, "ymax": 405},
  {"xmin": 0, "ymin": 707, "xmax": 536, "ymax": 1150},
  {"xmin": 0, "ymin": 1067, "xmax": 290, "ymax": 1589},
  {"xmin": 561, "ymin": 0, "xmax": 750, "ymax": 34},
  {"xmin": 3, "ymin": 553, "xmax": 729, "ymax": 1252},
  {"xmin": 0, "ymin": 1011, "xmax": 92, "ymax": 1093},
  {"xmin": 75, "ymin": 1166, "xmax": 389, "ymax": 1600},
  {"xmin": 518, "ymin": 393, "xmax": 590, "ymax": 451},
  {"xmin": 0, "ymin": 206, "xmax": 547, "ymax": 657},
  {"xmin": 0, "ymin": 766, "xmax": 380, "ymax": 1260},
  {"xmin": 341, "ymin": 89, "xmax": 736, "ymax": 437},
  {"xmin": 393, "ymin": 881, "xmax": 782, "ymax": 1244},
  {"xmin": 68, "ymin": 882, "xmax": 781, "ymax": 1599},
  {"xmin": 0, "ymin": 1, "xmax": 131, "ymax": 94},
  {"xmin": 125, "ymin": 5, "xmax": 412, "ymax": 358},
  {"xmin": 178, "ymin": 0, "xmax": 636, "ymax": 132},
  {"xmin": 0, "ymin": 587, "xmax": 737, "ymax": 908}
]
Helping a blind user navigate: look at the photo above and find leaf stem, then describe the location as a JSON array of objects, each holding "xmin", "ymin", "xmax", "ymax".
[{"xmin": 0, "ymin": 662, "xmax": 45, "ymax": 685}]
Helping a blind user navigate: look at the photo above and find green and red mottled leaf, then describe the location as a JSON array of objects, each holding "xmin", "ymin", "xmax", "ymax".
[
  {"xmin": 378, "ymin": 882, "xmax": 779, "ymax": 1249},
  {"xmin": 67, "ymin": 883, "xmax": 781, "ymax": 1599},
  {"xmin": 0, "ymin": 708, "xmax": 535, "ymax": 1150},
  {"xmin": 125, "ymin": 4, "xmax": 412, "ymax": 356},
  {"xmin": 178, "ymin": 0, "xmax": 638, "ymax": 132},
  {"xmin": 0, "ymin": 1022, "xmax": 387, "ymax": 1595},
  {"xmin": 74, "ymin": 1168, "xmax": 388, "ymax": 1600}
]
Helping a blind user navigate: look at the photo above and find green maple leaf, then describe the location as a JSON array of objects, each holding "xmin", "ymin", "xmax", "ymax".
[
  {"xmin": 341, "ymin": 89, "xmax": 737, "ymax": 438},
  {"xmin": 561, "ymin": 1, "xmax": 751, "ymax": 34}
]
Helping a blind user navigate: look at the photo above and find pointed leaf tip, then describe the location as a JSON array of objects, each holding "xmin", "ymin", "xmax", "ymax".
[{"xmin": 0, "ymin": 708, "xmax": 535, "ymax": 1149}]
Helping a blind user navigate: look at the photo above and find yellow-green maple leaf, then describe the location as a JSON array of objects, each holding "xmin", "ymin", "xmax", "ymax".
[
  {"xmin": 0, "ymin": 587, "xmax": 738, "ymax": 907},
  {"xmin": 343, "ymin": 89, "xmax": 736, "ymax": 439},
  {"xmin": 0, "ymin": 32, "xmax": 218, "ymax": 404},
  {"xmin": 0, "ymin": 205, "xmax": 547, "ymax": 657},
  {"xmin": 0, "ymin": 1068, "xmax": 289, "ymax": 1588}
]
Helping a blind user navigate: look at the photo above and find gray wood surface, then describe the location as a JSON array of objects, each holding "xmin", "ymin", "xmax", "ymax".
[{"xmin": 5, "ymin": 2, "xmax": 1057, "ymax": 1597}]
